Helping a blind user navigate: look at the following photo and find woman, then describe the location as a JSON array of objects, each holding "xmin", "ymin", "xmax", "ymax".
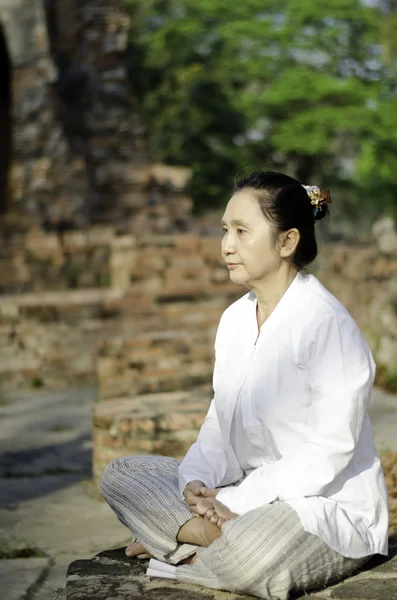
[{"xmin": 101, "ymin": 172, "xmax": 389, "ymax": 599}]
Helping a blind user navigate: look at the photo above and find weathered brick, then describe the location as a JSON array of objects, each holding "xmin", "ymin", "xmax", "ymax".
[
  {"xmin": 156, "ymin": 411, "xmax": 207, "ymax": 432},
  {"xmin": 118, "ymin": 416, "xmax": 156, "ymax": 435},
  {"xmin": 164, "ymin": 265, "xmax": 211, "ymax": 286},
  {"xmin": 173, "ymin": 235, "xmax": 201, "ymax": 254},
  {"xmin": 93, "ymin": 431, "xmax": 126, "ymax": 449}
]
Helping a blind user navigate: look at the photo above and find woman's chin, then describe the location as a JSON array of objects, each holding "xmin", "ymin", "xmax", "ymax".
[{"xmin": 229, "ymin": 271, "xmax": 247, "ymax": 285}]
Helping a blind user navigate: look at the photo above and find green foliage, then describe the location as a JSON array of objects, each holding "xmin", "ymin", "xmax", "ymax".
[
  {"xmin": 374, "ymin": 364, "xmax": 397, "ymax": 393},
  {"xmin": 30, "ymin": 377, "xmax": 44, "ymax": 389},
  {"xmin": 125, "ymin": 0, "xmax": 397, "ymax": 217},
  {"xmin": 0, "ymin": 529, "xmax": 45, "ymax": 559}
]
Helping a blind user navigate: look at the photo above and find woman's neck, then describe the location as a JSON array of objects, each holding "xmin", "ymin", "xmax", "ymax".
[{"xmin": 254, "ymin": 268, "xmax": 298, "ymax": 328}]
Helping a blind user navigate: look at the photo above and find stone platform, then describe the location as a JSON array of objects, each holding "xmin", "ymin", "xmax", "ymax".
[
  {"xmin": 92, "ymin": 387, "xmax": 212, "ymax": 482},
  {"xmin": 66, "ymin": 540, "xmax": 397, "ymax": 600}
]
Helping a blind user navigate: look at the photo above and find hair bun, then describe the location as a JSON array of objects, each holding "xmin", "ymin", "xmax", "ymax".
[
  {"xmin": 314, "ymin": 203, "xmax": 329, "ymax": 221},
  {"xmin": 301, "ymin": 185, "xmax": 331, "ymax": 221}
]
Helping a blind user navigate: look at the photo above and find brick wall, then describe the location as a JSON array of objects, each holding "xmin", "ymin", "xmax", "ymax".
[{"xmin": 0, "ymin": 233, "xmax": 242, "ymax": 390}]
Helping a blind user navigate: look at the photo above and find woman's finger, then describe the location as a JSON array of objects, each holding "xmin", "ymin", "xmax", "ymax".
[
  {"xmin": 204, "ymin": 508, "xmax": 215, "ymax": 519},
  {"xmin": 184, "ymin": 491, "xmax": 200, "ymax": 507},
  {"xmin": 195, "ymin": 498, "xmax": 215, "ymax": 515},
  {"xmin": 191, "ymin": 503, "xmax": 206, "ymax": 516},
  {"xmin": 200, "ymin": 487, "xmax": 219, "ymax": 497}
]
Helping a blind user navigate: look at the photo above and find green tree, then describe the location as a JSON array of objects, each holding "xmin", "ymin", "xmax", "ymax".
[{"xmin": 125, "ymin": 0, "xmax": 397, "ymax": 217}]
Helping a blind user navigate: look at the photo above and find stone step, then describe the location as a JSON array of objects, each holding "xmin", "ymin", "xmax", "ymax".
[
  {"xmin": 0, "ymin": 288, "xmax": 124, "ymax": 324},
  {"xmin": 92, "ymin": 388, "xmax": 212, "ymax": 483},
  {"xmin": 96, "ymin": 325, "xmax": 219, "ymax": 400},
  {"xmin": 0, "ymin": 284, "xmax": 241, "ymax": 324}
]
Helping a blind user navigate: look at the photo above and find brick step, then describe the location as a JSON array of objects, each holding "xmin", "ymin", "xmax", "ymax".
[
  {"xmin": 92, "ymin": 387, "xmax": 213, "ymax": 483},
  {"xmin": 97, "ymin": 325, "xmax": 218, "ymax": 400},
  {"xmin": 0, "ymin": 284, "xmax": 242, "ymax": 324}
]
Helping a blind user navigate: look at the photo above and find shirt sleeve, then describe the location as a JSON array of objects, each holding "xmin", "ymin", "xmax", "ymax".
[
  {"xmin": 178, "ymin": 316, "xmax": 231, "ymax": 496},
  {"xmin": 178, "ymin": 397, "xmax": 229, "ymax": 496},
  {"xmin": 216, "ymin": 312, "xmax": 376, "ymax": 515}
]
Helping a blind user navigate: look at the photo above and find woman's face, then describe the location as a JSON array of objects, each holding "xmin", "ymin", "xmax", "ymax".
[{"xmin": 221, "ymin": 188, "xmax": 281, "ymax": 288}]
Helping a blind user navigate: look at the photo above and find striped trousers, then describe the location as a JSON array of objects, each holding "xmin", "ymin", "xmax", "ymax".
[{"xmin": 100, "ymin": 455, "xmax": 369, "ymax": 600}]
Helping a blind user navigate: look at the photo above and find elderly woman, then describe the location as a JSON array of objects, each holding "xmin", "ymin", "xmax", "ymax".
[{"xmin": 101, "ymin": 172, "xmax": 389, "ymax": 599}]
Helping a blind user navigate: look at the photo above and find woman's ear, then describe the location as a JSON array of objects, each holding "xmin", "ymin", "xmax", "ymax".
[{"xmin": 279, "ymin": 228, "xmax": 300, "ymax": 258}]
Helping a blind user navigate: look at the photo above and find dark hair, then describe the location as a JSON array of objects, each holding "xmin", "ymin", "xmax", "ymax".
[{"xmin": 234, "ymin": 171, "xmax": 329, "ymax": 270}]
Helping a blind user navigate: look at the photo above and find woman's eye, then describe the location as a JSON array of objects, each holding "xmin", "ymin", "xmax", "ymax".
[
  {"xmin": 237, "ymin": 228, "xmax": 245, "ymax": 234},
  {"xmin": 222, "ymin": 227, "xmax": 228, "ymax": 234}
]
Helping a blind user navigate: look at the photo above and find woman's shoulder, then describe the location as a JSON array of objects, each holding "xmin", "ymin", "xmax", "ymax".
[
  {"xmin": 294, "ymin": 274, "xmax": 375, "ymax": 371},
  {"xmin": 296, "ymin": 273, "xmax": 361, "ymax": 333}
]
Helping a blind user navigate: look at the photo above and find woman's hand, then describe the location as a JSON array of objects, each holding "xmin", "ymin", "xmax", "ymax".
[
  {"xmin": 183, "ymin": 482, "xmax": 237, "ymax": 528},
  {"xmin": 209, "ymin": 499, "xmax": 239, "ymax": 528},
  {"xmin": 183, "ymin": 480, "xmax": 205, "ymax": 510},
  {"xmin": 199, "ymin": 486, "xmax": 219, "ymax": 498},
  {"xmin": 183, "ymin": 482, "xmax": 220, "ymax": 508}
]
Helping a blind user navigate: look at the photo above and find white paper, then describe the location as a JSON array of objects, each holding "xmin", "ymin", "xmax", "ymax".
[{"xmin": 146, "ymin": 568, "xmax": 176, "ymax": 580}]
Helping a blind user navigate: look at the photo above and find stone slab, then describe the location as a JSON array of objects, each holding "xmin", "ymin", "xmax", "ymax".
[
  {"xmin": 34, "ymin": 555, "xmax": 86, "ymax": 600},
  {"xmin": 0, "ymin": 557, "xmax": 51, "ymax": 600},
  {"xmin": 329, "ymin": 578, "xmax": 397, "ymax": 599},
  {"xmin": 66, "ymin": 548, "xmax": 253, "ymax": 600},
  {"xmin": 65, "ymin": 545, "xmax": 397, "ymax": 600}
]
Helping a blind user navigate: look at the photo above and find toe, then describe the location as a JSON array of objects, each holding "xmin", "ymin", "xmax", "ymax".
[{"xmin": 125, "ymin": 542, "xmax": 145, "ymax": 557}]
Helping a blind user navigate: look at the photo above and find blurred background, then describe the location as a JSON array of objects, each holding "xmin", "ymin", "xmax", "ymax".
[
  {"xmin": 0, "ymin": 1, "xmax": 397, "ymax": 597},
  {"xmin": 1, "ymin": 0, "xmax": 397, "ymax": 237},
  {"xmin": 125, "ymin": 0, "xmax": 397, "ymax": 236}
]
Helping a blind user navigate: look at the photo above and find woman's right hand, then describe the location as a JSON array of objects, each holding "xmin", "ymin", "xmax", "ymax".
[{"xmin": 183, "ymin": 480, "xmax": 205, "ymax": 509}]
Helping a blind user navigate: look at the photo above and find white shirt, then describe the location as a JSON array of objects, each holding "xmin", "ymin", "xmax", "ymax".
[{"xmin": 178, "ymin": 272, "xmax": 389, "ymax": 558}]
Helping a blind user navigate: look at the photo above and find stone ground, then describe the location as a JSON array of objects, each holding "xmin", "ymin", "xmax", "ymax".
[{"xmin": 0, "ymin": 385, "xmax": 396, "ymax": 600}]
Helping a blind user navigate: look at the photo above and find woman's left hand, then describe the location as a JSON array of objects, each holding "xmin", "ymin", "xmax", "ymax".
[{"xmin": 199, "ymin": 486, "xmax": 220, "ymax": 498}]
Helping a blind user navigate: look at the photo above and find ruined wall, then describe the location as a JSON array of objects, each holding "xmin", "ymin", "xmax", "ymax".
[
  {"xmin": 0, "ymin": 0, "xmax": 192, "ymax": 233},
  {"xmin": 0, "ymin": 233, "xmax": 242, "ymax": 390},
  {"xmin": 0, "ymin": 0, "xmax": 70, "ymax": 227}
]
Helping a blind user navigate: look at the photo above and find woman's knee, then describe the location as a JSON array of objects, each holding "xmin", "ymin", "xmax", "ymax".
[
  {"xmin": 100, "ymin": 457, "xmax": 122, "ymax": 497},
  {"xmin": 100, "ymin": 455, "xmax": 179, "ymax": 495}
]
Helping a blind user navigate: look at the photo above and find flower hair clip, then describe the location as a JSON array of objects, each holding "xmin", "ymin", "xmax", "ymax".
[{"xmin": 302, "ymin": 185, "xmax": 332, "ymax": 219}]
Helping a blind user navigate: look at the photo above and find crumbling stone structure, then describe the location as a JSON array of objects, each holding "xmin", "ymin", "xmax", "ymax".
[{"xmin": 0, "ymin": 0, "xmax": 192, "ymax": 234}]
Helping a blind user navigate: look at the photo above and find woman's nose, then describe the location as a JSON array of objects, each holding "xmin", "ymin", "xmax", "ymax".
[{"xmin": 222, "ymin": 235, "xmax": 236, "ymax": 256}]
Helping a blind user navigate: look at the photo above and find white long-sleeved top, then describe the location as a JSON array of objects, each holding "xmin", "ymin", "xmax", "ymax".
[{"xmin": 178, "ymin": 272, "xmax": 389, "ymax": 558}]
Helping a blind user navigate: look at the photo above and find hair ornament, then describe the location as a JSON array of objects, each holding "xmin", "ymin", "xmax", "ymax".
[{"xmin": 301, "ymin": 185, "xmax": 332, "ymax": 219}]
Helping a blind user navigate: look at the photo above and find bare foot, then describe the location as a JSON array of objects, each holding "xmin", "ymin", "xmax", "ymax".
[
  {"xmin": 177, "ymin": 515, "xmax": 222, "ymax": 547},
  {"xmin": 125, "ymin": 542, "xmax": 153, "ymax": 559}
]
